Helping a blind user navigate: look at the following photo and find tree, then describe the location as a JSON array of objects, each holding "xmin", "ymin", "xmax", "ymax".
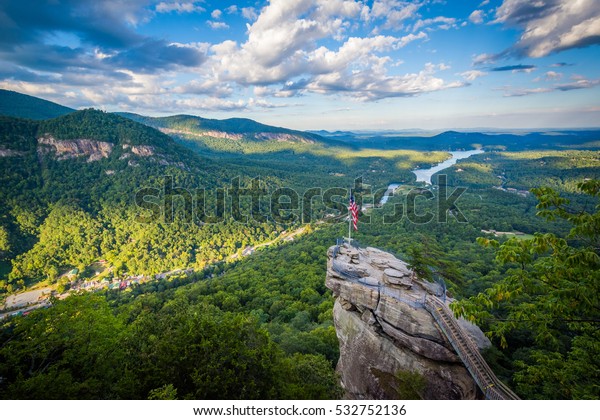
[
  {"xmin": 0, "ymin": 225, "xmax": 10, "ymax": 258},
  {"xmin": 453, "ymin": 179, "xmax": 599, "ymax": 399}
]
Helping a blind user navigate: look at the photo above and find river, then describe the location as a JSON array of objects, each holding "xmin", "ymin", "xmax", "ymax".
[
  {"xmin": 413, "ymin": 149, "xmax": 484, "ymax": 184},
  {"xmin": 380, "ymin": 149, "xmax": 484, "ymax": 205}
]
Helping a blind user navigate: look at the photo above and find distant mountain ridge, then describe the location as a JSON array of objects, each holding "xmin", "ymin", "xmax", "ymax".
[
  {"xmin": 1, "ymin": 90, "xmax": 598, "ymax": 152},
  {"xmin": 0, "ymin": 89, "xmax": 74, "ymax": 120},
  {"xmin": 117, "ymin": 112, "xmax": 329, "ymax": 145},
  {"xmin": 328, "ymin": 129, "xmax": 600, "ymax": 151}
]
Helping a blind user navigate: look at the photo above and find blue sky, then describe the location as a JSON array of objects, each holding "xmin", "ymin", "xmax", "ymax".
[{"xmin": 1, "ymin": 0, "xmax": 599, "ymax": 130}]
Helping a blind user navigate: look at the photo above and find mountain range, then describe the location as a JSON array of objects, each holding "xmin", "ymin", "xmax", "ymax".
[{"xmin": 2, "ymin": 89, "xmax": 598, "ymax": 153}]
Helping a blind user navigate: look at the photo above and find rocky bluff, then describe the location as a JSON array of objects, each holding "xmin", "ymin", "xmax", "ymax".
[{"xmin": 326, "ymin": 243, "xmax": 492, "ymax": 400}]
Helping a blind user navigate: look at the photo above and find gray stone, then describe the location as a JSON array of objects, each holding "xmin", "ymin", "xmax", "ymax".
[
  {"xmin": 333, "ymin": 301, "xmax": 477, "ymax": 400},
  {"xmin": 387, "ymin": 260, "xmax": 410, "ymax": 272},
  {"xmin": 457, "ymin": 318, "xmax": 492, "ymax": 350},
  {"xmin": 361, "ymin": 309, "xmax": 378, "ymax": 326},
  {"xmin": 326, "ymin": 244, "xmax": 492, "ymax": 400},
  {"xmin": 384, "ymin": 268, "xmax": 407, "ymax": 278},
  {"xmin": 383, "ymin": 268, "xmax": 413, "ymax": 287},
  {"xmin": 358, "ymin": 276, "xmax": 380, "ymax": 286}
]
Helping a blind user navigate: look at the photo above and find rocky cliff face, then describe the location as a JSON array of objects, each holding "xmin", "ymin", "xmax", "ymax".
[
  {"xmin": 35, "ymin": 136, "xmax": 185, "ymax": 168},
  {"xmin": 37, "ymin": 135, "xmax": 113, "ymax": 162},
  {"xmin": 159, "ymin": 127, "xmax": 316, "ymax": 144},
  {"xmin": 326, "ymin": 244, "xmax": 490, "ymax": 400}
]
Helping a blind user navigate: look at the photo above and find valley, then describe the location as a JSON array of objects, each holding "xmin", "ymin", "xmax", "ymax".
[{"xmin": 0, "ymin": 90, "xmax": 598, "ymax": 400}]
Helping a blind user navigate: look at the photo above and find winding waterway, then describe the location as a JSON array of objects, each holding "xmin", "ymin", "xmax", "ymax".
[
  {"xmin": 380, "ymin": 149, "xmax": 484, "ymax": 205},
  {"xmin": 413, "ymin": 149, "xmax": 484, "ymax": 184}
]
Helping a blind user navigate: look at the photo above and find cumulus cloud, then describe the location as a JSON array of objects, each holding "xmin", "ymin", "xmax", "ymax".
[
  {"xmin": 0, "ymin": 0, "xmax": 207, "ymax": 74},
  {"xmin": 303, "ymin": 62, "xmax": 464, "ymax": 101},
  {"xmin": 494, "ymin": 0, "xmax": 600, "ymax": 57},
  {"xmin": 241, "ymin": 7, "xmax": 259, "ymax": 21},
  {"xmin": 413, "ymin": 16, "xmax": 457, "ymax": 32},
  {"xmin": 156, "ymin": 2, "xmax": 205, "ymax": 14},
  {"xmin": 204, "ymin": 1, "xmax": 459, "ymax": 101},
  {"xmin": 469, "ymin": 10, "xmax": 485, "ymax": 24},
  {"xmin": 173, "ymin": 79, "xmax": 234, "ymax": 97},
  {"xmin": 367, "ymin": 0, "xmax": 423, "ymax": 30},
  {"xmin": 207, "ymin": 21, "xmax": 229, "ymax": 30},
  {"xmin": 0, "ymin": 0, "xmax": 483, "ymax": 113}
]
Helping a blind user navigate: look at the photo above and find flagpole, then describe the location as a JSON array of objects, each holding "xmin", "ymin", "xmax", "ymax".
[{"xmin": 348, "ymin": 188, "xmax": 352, "ymax": 244}]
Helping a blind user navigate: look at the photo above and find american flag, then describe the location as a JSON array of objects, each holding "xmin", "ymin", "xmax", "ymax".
[{"xmin": 349, "ymin": 194, "xmax": 358, "ymax": 231}]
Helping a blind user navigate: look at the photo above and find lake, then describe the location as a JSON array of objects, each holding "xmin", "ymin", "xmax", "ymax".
[
  {"xmin": 379, "ymin": 149, "xmax": 484, "ymax": 205},
  {"xmin": 412, "ymin": 149, "xmax": 484, "ymax": 185}
]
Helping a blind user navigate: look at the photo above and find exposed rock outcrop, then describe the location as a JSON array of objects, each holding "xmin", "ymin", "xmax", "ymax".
[
  {"xmin": 36, "ymin": 136, "xmax": 177, "ymax": 167},
  {"xmin": 123, "ymin": 143, "xmax": 155, "ymax": 156},
  {"xmin": 327, "ymin": 244, "xmax": 491, "ymax": 400},
  {"xmin": 37, "ymin": 135, "xmax": 113, "ymax": 162},
  {"xmin": 254, "ymin": 132, "xmax": 315, "ymax": 143},
  {"xmin": 159, "ymin": 127, "xmax": 315, "ymax": 144}
]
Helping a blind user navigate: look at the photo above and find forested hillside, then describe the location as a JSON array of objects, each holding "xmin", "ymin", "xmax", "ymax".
[
  {"xmin": 0, "ymin": 110, "xmax": 287, "ymax": 293},
  {"xmin": 0, "ymin": 89, "xmax": 74, "ymax": 120},
  {"xmin": 0, "ymin": 92, "xmax": 598, "ymax": 400}
]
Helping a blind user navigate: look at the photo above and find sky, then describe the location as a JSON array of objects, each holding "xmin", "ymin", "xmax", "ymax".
[{"xmin": 0, "ymin": 0, "xmax": 599, "ymax": 130}]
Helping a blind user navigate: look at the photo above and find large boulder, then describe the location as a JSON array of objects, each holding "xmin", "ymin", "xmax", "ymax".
[{"xmin": 326, "ymin": 245, "xmax": 487, "ymax": 400}]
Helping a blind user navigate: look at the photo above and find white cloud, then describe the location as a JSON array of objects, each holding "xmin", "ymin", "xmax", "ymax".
[
  {"xmin": 0, "ymin": 81, "xmax": 58, "ymax": 96},
  {"xmin": 175, "ymin": 96, "xmax": 289, "ymax": 112},
  {"xmin": 469, "ymin": 10, "xmax": 484, "ymax": 24},
  {"xmin": 201, "ymin": 0, "xmax": 463, "ymax": 102},
  {"xmin": 413, "ymin": 16, "xmax": 457, "ymax": 32},
  {"xmin": 1, "ymin": 0, "xmax": 483, "ymax": 115},
  {"xmin": 207, "ymin": 21, "xmax": 229, "ymax": 30},
  {"xmin": 556, "ymin": 78, "xmax": 600, "ymax": 91},
  {"xmin": 494, "ymin": 0, "xmax": 600, "ymax": 57},
  {"xmin": 500, "ymin": 77, "xmax": 600, "ymax": 96},
  {"xmin": 241, "ymin": 7, "xmax": 259, "ymax": 21},
  {"xmin": 174, "ymin": 79, "xmax": 234, "ymax": 97},
  {"xmin": 306, "ymin": 61, "xmax": 464, "ymax": 101},
  {"xmin": 156, "ymin": 1, "xmax": 205, "ymax": 14},
  {"xmin": 473, "ymin": 52, "xmax": 496, "ymax": 65},
  {"xmin": 253, "ymin": 86, "xmax": 273, "ymax": 97},
  {"xmin": 229, "ymin": 0, "xmax": 346, "ymax": 69},
  {"xmin": 503, "ymin": 87, "xmax": 553, "ymax": 97},
  {"xmin": 367, "ymin": 0, "xmax": 423, "ymax": 30},
  {"xmin": 460, "ymin": 70, "xmax": 487, "ymax": 81},
  {"xmin": 307, "ymin": 34, "xmax": 425, "ymax": 74},
  {"xmin": 545, "ymin": 71, "xmax": 562, "ymax": 81}
]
